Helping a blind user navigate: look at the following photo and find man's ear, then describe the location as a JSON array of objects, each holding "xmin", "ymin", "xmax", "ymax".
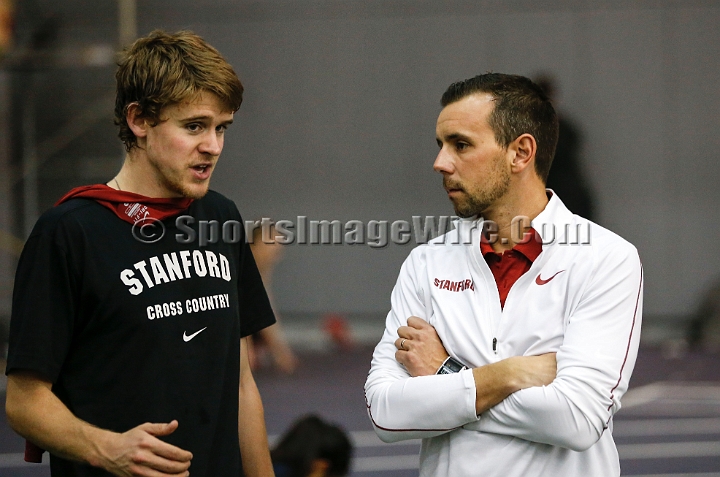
[
  {"xmin": 509, "ymin": 133, "xmax": 537, "ymax": 174},
  {"xmin": 126, "ymin": 102, "xmax": 148, "ymax": 139}
]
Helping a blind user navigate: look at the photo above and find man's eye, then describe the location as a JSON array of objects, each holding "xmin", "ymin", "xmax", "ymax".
[
  {"xmin": 456, "ymin": 142, "xmax": 468, "ymax": 151},
  {"xmin": 216, "ymin": 124, "xmax": 228, "ymax": 133},
  {"xmin": 186, "ymin": 123, "xmax": 202, "ymax": 132}
]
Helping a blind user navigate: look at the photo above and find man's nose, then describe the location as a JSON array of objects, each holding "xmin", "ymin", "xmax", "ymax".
[
  {"xmin": 433, "ymin": 147, "xmax": 454, "ymax": 174},
  {"xmin": 200, "ymin": 131, "xmax": 223, "ymax": 155}
]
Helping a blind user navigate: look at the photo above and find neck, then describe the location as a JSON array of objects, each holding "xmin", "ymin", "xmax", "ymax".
[
  {"xmin": 483, "ymin": 181, "xmax": 548, "ymax": 253},
  {"xmin": 109, "ymin": 150, "xmax": 182, "ymax": 198}
]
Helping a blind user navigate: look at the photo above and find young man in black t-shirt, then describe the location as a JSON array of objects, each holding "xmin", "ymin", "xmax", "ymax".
[{"xmin": 5, "ymin": 30, "xmax": 276, "ymax": 477}]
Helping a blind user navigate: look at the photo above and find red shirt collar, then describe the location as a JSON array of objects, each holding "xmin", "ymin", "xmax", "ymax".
[{"xmin": 480, "ymin": 226, "xmax": 543, "ymax": 262}]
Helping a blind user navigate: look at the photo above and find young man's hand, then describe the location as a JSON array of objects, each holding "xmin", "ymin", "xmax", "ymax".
[
  {"xmin": 6, "ymin": 372, "xmax": 192, "ymax": 477},
  {"xmin": 93, "ymin": 420, "xmax": 192, "ymax": 477}
]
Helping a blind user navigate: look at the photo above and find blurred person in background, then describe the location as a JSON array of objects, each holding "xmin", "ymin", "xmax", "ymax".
[
  {"xmin": 271, "ymin": 414, "xmax": 352, "ymax": 477},
  {"xmin": 534, "ymin": 73, "xmax": 595, "ymax": 222},
  {"xmin": 0, "ymin": 0, "xmax": 13, "ymax": 58},
  {"xmin": 249, "ymin": 224, "xmax": 299, "ymax": 374},
  {"xmin": 687, "ymin": 277, "xmax": 720, "ymax": 352},
  {"xmin": 5, "ymin": 30, "xmax": 276, "ymax": 477}
]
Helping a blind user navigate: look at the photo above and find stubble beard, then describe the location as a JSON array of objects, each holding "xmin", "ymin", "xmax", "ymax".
[
  {"xmin": 148, "ymin": 157, "xmax": 210, "ymax": 200},
  {"xmin": 445, "ymin": 155, "xmax": 511, "ymax": 218}
]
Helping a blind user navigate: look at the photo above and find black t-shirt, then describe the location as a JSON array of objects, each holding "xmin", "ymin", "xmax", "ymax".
[{"xmin": 7, "ymin": 190, "xmax": 276, "ymax": 477}]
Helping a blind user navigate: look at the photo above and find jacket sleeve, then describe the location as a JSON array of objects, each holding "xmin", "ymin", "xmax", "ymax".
[
  {"xmin": 470, "ymin": 241, "xmax": 643, "ymax": 451},
  {"xmin": 364, "ymin": 248, "xmax": 480, "ymax": 443}
]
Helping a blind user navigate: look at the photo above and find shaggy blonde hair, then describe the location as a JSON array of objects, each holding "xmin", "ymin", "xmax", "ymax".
[{"xmin": 114, "ymin": 30, "xmax": 244, "ymax": 151}]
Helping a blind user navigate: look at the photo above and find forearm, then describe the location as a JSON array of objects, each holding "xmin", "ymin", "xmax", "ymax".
[
  {"xmin": 366, "ymin": 251, "xmax": 482, "ymax": 442},
  {"xmin": 469, "ymin": 350, "xmax": 629, "ymax": 450},
  {"xmin": 5, "ymin": 372, "xmax": 113, "ymax": 467},
  {"xmin": 238, "ymin": 339, "xmax": 274, "ymax": 477},
  {"xmin": 471, "ymin": 352, "xmax": 559, "ymax": 415},
  {"xmin": 474, "ymin": 253, "xmax": 644, "ymax": 450},
  {"xmin": 238, "ymin": 382, "xmax": 273, "ymax": 476},
  {"xmin": 365, "ymin": 340, "xmax": 479, "ymax": 443},
  {"xmin": 472, "ymin": 360, "xmax": 524, "ymax": 415},
  {"xmin": 472, "ymin": 377, "xmax": 603, "ymax": 450}
]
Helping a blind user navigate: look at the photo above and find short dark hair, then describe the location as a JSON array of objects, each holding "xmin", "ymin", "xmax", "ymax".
[
  {"xmin": 271, "ymin": 414, "xmax": 352, "ymax": 477},
  {"xmin": 114, "ymin": 30, "xmax": 244, "ymax": 151},
  {"xmin": 441, "ymin": 73, "xmax": 559, "ymax": 183}
]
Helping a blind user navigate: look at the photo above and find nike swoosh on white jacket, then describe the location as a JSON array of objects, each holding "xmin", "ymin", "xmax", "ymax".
[{"xmin": 365, "ymin": 193, "xmax": 643, "ymax": 477}]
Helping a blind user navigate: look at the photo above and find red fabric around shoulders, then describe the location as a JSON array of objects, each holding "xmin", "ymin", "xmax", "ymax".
[{"xmin": 55, "ymin": 185, "xmax": 193, "ymax": 224}]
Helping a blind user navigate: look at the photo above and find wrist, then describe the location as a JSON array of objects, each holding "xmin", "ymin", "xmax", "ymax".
[
  {"xmin": 489, "ymin": 359, "xmax": 520, "ymax": 394},
  {"xmin": 436, "ymin": 356, "xmax": 468, "ymax": 374},
  {"xmin": 83, "ymin": 427, "xmax": 115, "ymax": 469},
  {"xmin": 472, "ymin": 361, "xmax": 520, "ymax": 414}
]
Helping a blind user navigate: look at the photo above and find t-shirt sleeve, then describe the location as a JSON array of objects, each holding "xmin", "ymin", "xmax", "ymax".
[
  {"xmin": 6, "ymin": 216, "xmax": 80, "ymax": 382},
  {"xmin": 236, "ymin": 234, "xmax": 276, "ymax": 338}
]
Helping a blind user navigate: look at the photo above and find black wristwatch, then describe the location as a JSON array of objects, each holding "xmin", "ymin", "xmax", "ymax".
[{"xmin": 436, "ymin": 356, "xmax": 468, "ymax": 374}]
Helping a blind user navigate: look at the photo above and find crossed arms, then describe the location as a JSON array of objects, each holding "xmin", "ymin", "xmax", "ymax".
[
  {"xmin": 364, "ymin": 244, "xmax": 643, "ymax": 451},
  {"xmin": 394, "ymin": 316, "xmax": 557, "ymax": 416}
]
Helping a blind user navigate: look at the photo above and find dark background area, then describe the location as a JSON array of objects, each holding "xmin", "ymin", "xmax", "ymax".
[
  {"xmin": 1, "ymin": 1, "xmax": 719, "ymax": 475},
  {"xmin": 1, "ymin": 0, "xmax": 719, "ymax": 325}
]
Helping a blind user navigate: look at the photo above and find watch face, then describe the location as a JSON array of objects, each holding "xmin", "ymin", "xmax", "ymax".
[
  {"xmin": 446, "ymin": 363, "xmax": 461, "ymax": 373},
  {"xmin": 436, "ymin": 357, "xmax": 467, "ymax": 374},
  {"xmin": 446, "ymin": 357, "xmax": 466, "ymax": 373}
]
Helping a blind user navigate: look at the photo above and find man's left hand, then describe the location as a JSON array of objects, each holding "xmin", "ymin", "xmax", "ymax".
[{"xmin": 395, "ymin": 316, "xmax": 449, "ymax": 377}]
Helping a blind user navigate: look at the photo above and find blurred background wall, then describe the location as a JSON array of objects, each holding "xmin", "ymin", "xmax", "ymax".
[{"xmin": 2, "ymin": 0, "xmax": 719, "ymax": 339}]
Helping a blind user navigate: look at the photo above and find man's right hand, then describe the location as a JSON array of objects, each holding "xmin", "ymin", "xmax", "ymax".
[
  {"xmin": 473, "ymin": 353, "xmax": 557, "ymax": 415},
  {"xmin": 6, "ymin": 373, "xmax": 193, "ymax": 477},
  {"xmin": 94, "ymin": 421, "xmax": 192, "ymax": 477}
]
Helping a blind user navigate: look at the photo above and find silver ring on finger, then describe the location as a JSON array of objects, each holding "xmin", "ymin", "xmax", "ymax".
[{"xmin": 400, "ymin": 338, "xmax": 407, "ymax": 350}]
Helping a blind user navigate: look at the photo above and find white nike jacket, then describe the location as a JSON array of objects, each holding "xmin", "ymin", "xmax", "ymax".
[{"xmin": 365, "ymin": 194, "xmax": 643, "ymax": 477}]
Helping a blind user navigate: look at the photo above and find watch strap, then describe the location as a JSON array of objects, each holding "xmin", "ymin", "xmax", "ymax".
[{"xmin": 436, "ymin": 356, "xmax": 468, "ymax": 374}]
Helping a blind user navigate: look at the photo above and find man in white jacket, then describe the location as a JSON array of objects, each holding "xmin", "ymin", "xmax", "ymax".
[{"xmin": 364, "ymin": 73, "xmax": 643, "ymax": 476}]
